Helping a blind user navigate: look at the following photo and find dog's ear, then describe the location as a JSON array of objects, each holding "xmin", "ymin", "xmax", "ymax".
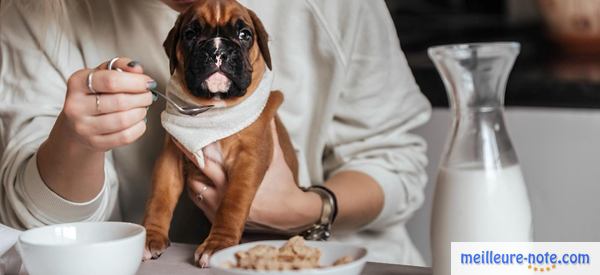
[
  {"xmin": 164, "ymin": 16, "xmax": 184, "ymax": 75},
  {"xmin": 248, "ymin": 10, "xmax": 272, "ymax": 70}
]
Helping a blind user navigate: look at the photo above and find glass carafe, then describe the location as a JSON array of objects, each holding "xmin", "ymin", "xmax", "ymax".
[{"xmin": 428, "ymin": 42, "xmax": 533, "ymax": 275}]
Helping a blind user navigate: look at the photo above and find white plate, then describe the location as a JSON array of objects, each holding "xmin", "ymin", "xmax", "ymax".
[{"xmin": 209, "ymin": 240, "xmax": 368, "ymax": 275}]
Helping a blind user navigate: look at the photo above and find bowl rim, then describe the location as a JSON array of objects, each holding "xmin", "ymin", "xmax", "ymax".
[
  {"xmin": 209, "ymin": 239, "xmax": 369, "ymax": 273},
  {"xmin": 18, "ymin": 221, "xmax": 145, "ymax": 248}
]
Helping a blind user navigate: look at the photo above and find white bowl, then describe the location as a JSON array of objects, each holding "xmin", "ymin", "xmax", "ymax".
[
  {"xmin": 17, "ymin": 222, "xmax": 146, "ymax": 275},
  {"xmin": 209, "ymin": 240, "xmax": 368, "ymax": 275}
]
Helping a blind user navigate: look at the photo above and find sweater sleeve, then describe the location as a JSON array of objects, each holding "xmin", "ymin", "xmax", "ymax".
[
  {"xmin": 0, "ymin": 5, "xmax": 118, "ymax": 229},
  {"xmin": 322, "ymin": 0, "xmax": 432, "ymax": 232}
]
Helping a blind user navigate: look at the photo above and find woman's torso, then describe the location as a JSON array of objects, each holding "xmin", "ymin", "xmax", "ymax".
[{"xmin": 12, "ymin": 0, "xmax": 423, "ymax": 264}]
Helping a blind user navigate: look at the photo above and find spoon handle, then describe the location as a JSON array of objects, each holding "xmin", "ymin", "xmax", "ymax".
[
  {"xmin": 149, "ymin": 88, "xmax": 214, "ymax": 116},
  {"xmin": 149, "ymin": 88, "xmax": 182, "ymax": 109}
]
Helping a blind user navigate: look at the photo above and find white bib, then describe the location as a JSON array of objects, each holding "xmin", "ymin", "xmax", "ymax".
[{"xmin": 161, "ymin": 70, "xmax": 273, "ymax": 168}]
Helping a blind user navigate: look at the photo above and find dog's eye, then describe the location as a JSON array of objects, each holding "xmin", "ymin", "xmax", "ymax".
[
  {"xmin": 238, "ymin": 29, "xmax": 252, "ymax": 42},
  {"xmin": 184, "ymin": 28, "xmax": 196, "ymax": 40}
]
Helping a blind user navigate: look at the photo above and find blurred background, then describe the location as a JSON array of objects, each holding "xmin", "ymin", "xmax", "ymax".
[
  {"xmin": 384, "ymin": 0, "xmax": 600, "ymax": 265},
  {"xmin": 386, "ymin": 0, "xmax": 600, "ymax": 107}
]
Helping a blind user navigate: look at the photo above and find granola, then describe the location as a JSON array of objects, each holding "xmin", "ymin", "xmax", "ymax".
[{"xmin": 229, "ymin": 236, "xmax": 354, "ymax": 271}]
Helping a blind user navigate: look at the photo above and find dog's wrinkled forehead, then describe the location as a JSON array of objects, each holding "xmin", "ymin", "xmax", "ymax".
[
  {"xmin": 175, "ymin": 0, "xmax": 253, "ymax": 42},
  {"xmin": 191, "ymin": 0, "xmax": 249, "ymax": 27},
  {"xmin": 164, "ymin": 0, "xmax": 272, "ymax": 74}
]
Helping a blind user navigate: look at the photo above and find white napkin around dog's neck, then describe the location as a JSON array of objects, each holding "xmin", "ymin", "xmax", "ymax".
[{"xmin": 161, "ymin": 69, "xmax": 273, "ymax": 168}]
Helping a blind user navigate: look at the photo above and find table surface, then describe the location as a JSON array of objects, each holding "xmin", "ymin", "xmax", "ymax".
[{"xmin": 137, "ymin": 243, "xmax": 432, "ymax": 275}]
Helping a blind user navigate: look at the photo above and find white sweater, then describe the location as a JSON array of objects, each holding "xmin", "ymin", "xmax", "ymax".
[{"xmin": 0, "ymin": 0, "xmax": 431, "ymax": 265}]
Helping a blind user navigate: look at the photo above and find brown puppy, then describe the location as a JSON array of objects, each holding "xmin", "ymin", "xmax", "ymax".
[{"xmin": 142, "ymin": 0, "xmax": 298, "ymax": 267}]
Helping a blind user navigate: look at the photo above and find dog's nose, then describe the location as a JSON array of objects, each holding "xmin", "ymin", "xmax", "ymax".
[
  {"xmin": 212, "ymin": 38, "xmax": 225, "ymax": 67},
  {"xmin": 198, "ymin": 37, "xmax": 239, "ymax": 68},
  {"xmin": 214, "ymin": 49, "xmax": 228, "ymax": 68}
]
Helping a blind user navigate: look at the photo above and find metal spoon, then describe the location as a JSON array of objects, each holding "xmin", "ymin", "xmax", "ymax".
[
  {"xmin": 109, "ymin": 65, "xmax": 213, "ymax": 116},
  {"xmin": 150, "ymin": 88, "xmax": 214, "ymax": 116}
]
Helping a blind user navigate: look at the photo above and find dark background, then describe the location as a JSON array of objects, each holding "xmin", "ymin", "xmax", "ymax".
[{"xmin": 384, "ymin": 0, "xmax": 600, "ymax": 108}]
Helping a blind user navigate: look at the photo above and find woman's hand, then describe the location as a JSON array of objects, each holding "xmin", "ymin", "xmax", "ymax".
[
  {"xmin": 37, "ymin": 57, "xmax": 155, "ymax": 202},
  {"xmin": 185, "ymin": 123, "xmax": 322, "ymax": 233},
  {"xmin": 60, "ymin": 58, "xmax": 154, "ymax": 152}
]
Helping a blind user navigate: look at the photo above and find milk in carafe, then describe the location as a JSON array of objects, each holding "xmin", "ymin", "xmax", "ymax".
[{"xmin": 428, "ymin": 42, "xmax": 533, "ymax": 275}]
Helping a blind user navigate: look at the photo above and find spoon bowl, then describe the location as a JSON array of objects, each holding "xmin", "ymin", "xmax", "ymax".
[{"xmin": 150, "ymin": 88, "xmax": 213, "ymax": 116}]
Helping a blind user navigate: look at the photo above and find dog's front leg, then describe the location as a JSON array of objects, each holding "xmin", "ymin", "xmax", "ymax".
[
  {"xmin": 142, "ymin": 136, "xmax": 185, "ymax": 260},
  {"xmin": 194, "ymin": 146, "xmax": 272, "ymax": 267}
]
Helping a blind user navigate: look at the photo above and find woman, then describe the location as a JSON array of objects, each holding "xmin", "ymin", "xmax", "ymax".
[{"xmin": 0, "ymin": 0, "xmax": 431, "ymax": 265}]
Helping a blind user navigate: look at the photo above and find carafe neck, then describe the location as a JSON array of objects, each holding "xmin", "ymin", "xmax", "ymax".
[
  {"xmin": 429, "ymin": 42, "xmax": 519, "ymax": 112},
  {"xmin": 429, "ymin": 42, "xmax": 521, "ymax": 170}
]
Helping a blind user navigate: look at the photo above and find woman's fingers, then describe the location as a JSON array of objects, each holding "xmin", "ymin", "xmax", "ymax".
[
  {"xmin": 201, "ymin": 157, "xmax": 228, "ymax": 191},
  {"xmin": 83, "ymin": 107, "xmax": 147, "ymax": 135},
  {"xmin": 87, "ymin": 120, "xmax": 147, "ymax": 151},
  {"xmin": 172, "ymin": 140, "xmax": 228, "ymax": 193},
  {"xmin": 187, "ymin": 181, "xmax": 219, "ymax": 220},
  {"xmin": 97, "ymin": 57, "xmax": 145, "ymax": 74},
  {"xmin": 93, "ymin": 92, "xmax": 153, "ymax": 115},
  {"xmin": 173, "ymin": 139, "xmax": 226, "ymax": 221},
  {"xmin": 90, "ymin": 70, "xmax": 154, "ymax": 94}
]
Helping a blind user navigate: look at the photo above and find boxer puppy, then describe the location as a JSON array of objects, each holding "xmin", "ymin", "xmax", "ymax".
[{"xmin": 142, "ymin": 0, "xmax": 299, "ymax": 267}]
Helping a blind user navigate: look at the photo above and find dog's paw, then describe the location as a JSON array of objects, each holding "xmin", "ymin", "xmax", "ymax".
[
  {"xmin": 143, "ymin": 230, "xmax": 171, "ymax": 261},
  {"xmin": 194, "ymin": 236, "xmax": 238, "ymax": 268}
]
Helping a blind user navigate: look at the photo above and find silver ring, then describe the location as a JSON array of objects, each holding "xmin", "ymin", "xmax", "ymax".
[
  {"xmin": 107, "ymin": 57, "xmax": 120, "ymax": 71},
  {"xmin": 196, "ymin": 185, "xmax": 208, "ymax": 202},
  {"xmin": 87, "ymin": 70, "xmax": 96, "ymax": 94}
]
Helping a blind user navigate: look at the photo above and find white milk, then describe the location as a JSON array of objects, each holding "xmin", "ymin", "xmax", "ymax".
[{"xmin": 431, "ymin": 165, "xmax": 533, "ymax": 275}]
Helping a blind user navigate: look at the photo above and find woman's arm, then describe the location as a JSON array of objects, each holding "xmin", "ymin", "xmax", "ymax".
[
  {"xmin": 320, "ymin": 0, "xmax": 432, "ymax": 232},
  {"xmin": 0, "ymin": 5, "xmax": 152, "ymax": 228},
  {"xmin": 324, "ymin": 171, "xmax": 383, "ymax": 231},
  {"xmin": 37, "ymin": 116, "xmax": 106, "ymax": 203},
  {"xmin": 228, "ymin": 0, "xmax": 430, "ymax": 233},
  {"xmin": 37, "ymin": 63, "xmax": 153, "ymax": 203}
]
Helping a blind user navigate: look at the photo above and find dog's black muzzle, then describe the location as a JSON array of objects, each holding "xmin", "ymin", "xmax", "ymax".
[{"xmin": 184, "ymin": 37, "xmax": 252, "ymax": 99}]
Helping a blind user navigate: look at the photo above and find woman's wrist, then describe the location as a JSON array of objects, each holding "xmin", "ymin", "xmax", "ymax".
[
  {"xmin": 37, "ymin": 113, "xmax": 106, "ymax": 202},
  {"xmin": 291, "ymin": 189, "xmax": 323, "ymax": 231},
  {"xmin": 263, "ymin": 188, "xmax": 322, "ymax": 233}
]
